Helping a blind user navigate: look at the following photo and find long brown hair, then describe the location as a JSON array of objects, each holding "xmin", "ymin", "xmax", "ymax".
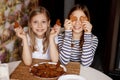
[
  {"xmin": 28, "ymin": 6, "xmax": 50, "ymax": 53},
  {"xmin": 68, "ymin": 4, "xmax": 90, "ymax": 48}
]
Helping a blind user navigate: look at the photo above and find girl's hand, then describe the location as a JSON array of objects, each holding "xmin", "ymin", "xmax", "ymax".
[
  {"xmin": 82, "ymin": 21, "xmax": 92, "ymax": 34},
  {"xmin": 50, "ymin": 24, "xmax": 61, "ymax": 38},
  {"xmin": 14, "ymin": 26, "xmax": 26, "ymax": 40},
  {"xmin": 64, "ymin": 19, "xmax": 73, "ymax": 30}
]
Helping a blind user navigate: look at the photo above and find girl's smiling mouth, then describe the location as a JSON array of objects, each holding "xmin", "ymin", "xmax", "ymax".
[{"xmin": 36, "ymin": 29, "xmax": 44, "ymax": 32}]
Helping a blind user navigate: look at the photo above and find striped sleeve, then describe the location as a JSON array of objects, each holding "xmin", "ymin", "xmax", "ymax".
[
  {"xmin": 81, "ymin": 33, "xmax": 98, "ymax": 66},
  {"xmin": 58, "ymin": 30, "xmax": 72, "ymax": 65}
]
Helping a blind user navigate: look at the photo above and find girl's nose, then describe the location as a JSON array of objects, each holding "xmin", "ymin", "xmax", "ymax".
[
  {"xmin": 38, "ymin": 22, "xmax": 42, "ymax": 27},
  {"xmin": 76, "ymin": 19, "xmax": 82, "ymax": 25}
]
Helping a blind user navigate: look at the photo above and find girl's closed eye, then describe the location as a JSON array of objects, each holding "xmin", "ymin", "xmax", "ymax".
[
  {"xmin": 42, "ymin": 20, "xmax": 47, "ymax": 24},
  {"xmin": 34, "ymin": 21, "xmax": 37, "ymax": 23},
  {"xmin": 33, "ymin": 21, "xmax": 38, "ymax": 24}
]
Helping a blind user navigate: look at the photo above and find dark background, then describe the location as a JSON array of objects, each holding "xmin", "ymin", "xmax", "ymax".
[
  {"xmin": 39, "ymin": 0, "xmax": 120, "ymax": 79},
  {"xmin": 39, "ymin": 0, "xmax": 109, "ymax": 69},
  {"xmin": 39, "ymin": 0, "xmax": 64, "ymax": 26}
]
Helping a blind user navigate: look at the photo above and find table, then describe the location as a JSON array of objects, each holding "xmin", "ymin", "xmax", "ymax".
[
  {"xmin": 10, "ymin": 59, "xmax": 80, "ymax": 80},
  {"xmin": 8, "ymin": 60, "xmax": 113, "ymax": 80}
]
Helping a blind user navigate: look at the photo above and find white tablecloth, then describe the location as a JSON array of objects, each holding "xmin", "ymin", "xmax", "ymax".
[
  {"xmin": 8, "ymin": 61, "xmax": 21, "ymax": 75},
  {"xmin": 80, "ymin": 65, "xmax": 112, "ymax": 80},
  {"xmin": 8, "ymin": 61, "xmax": 112, "ymax": 80}
]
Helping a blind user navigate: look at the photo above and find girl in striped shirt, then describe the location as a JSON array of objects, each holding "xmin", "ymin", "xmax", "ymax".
[{"xmin": 49, "ymin": 4, "xmax": 98, "ymax": 66}]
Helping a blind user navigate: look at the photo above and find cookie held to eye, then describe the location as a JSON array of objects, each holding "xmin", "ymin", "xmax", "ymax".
[
  {"xmin": 70, "ymin": 15, "xmax": 77, "ymax": 22},
  {"xmin": 56, "ymin": 19, "xmax": 61, "ymax": 26},
  {"xmin": 14, "ymin": 21, "xmax": 19, "ymax": 28},
  {"xmin": 80, "ymin": 16, "xmax": 88, "ymax": 22}
]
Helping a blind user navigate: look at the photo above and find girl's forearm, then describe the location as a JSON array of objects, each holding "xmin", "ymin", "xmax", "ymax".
[
  {"xmin": 22, "ymin": 38, "xmax": 32, "ymax": 66},
  {"xmin": 49, "ymin": 37, "xmax": 59, "ymax": 62}
]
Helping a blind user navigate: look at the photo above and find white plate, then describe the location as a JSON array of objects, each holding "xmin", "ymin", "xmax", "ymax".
[{"xmin": 58, "ymin": 74, "xmax": 86, "ymax": 80}]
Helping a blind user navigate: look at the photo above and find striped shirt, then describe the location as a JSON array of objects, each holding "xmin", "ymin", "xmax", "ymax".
[{"xmin": 58, "ymin": 30, "xmax": 98, "ymax": 66}]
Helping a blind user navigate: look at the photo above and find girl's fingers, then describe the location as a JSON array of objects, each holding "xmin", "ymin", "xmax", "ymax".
[
  {"xmin": 14, "ymin": 26, "xmax": 22, "ymax": 32},
  {"xmin": 50, "ymin": 28, "xmax": 55, "ymax": 34},
  {"xmin": 64, "ymin": 19, "xmax": 73, "ymax": 30},
  {"xmin": 54, "ymin": 24, "xmax": 61, "ymax": 33},
  {"xmin": 15, "ymin": 27, "xmax": 25, "ymax": 36},
  {"xmin": 82, "ymin": 21, "xmax": 92, "ymax": 32},
  {"xmin": 51, "ymin": 26, "xmax": 60, "ymax": 35}
]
